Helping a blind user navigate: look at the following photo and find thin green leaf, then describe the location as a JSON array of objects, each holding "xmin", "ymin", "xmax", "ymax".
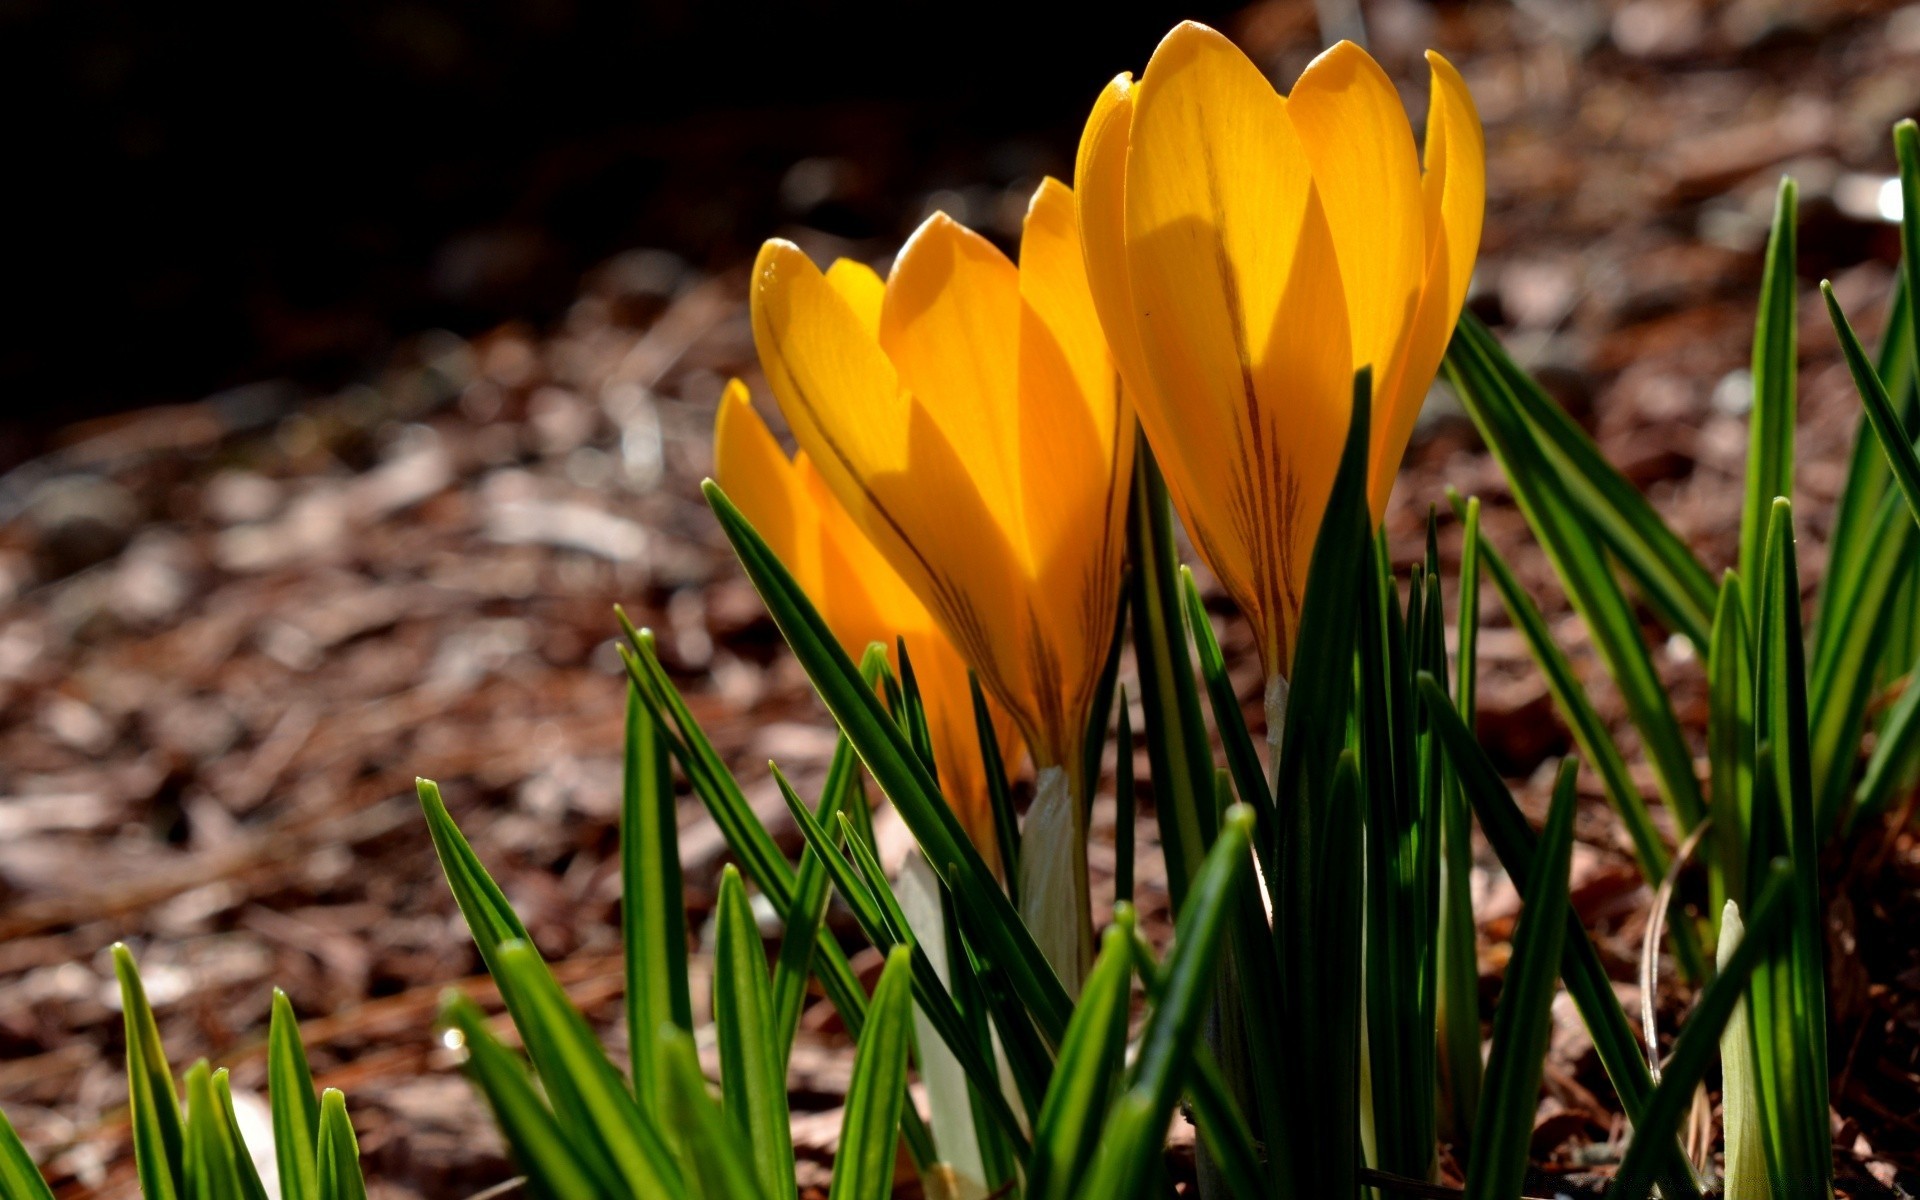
[
  {"xmin": 416, "ymin": 779, "xmax": 534, "ymax": 976},
  {"xmin": 183, "ymin": 1062, "xmax": 248, "ymax": 1200},
  {"xmin": 1449, "ymin": 314, "xmax": 1716, "ymax": 646},
  {"xmin": 969, "ymin": 671, "xmax": 1021, "ymax": 905},
  {"xmin": 660, "ymin": 1027, "xmax": 767, "ymax": 1200},
  {"xmin": 1075, "ymin": 805, "xmax": 1256, "ymax": 1200},
  {"xmin": 1740, "ymin": 177, "xmax": 1800, "ymax": 618},
  {"xmin": 1027, "ymin": 917, "xmax": 1136, "ymax": 1200},
  {"xmin": 492, "ymin": 940, "xmax": 686, "ymax": 1198},
  {"xmin": 212, "ymin": 1070, "xmax": 270, "ymax": 1200},
  {"xmin": 1448, "ymin": 494, "xmax": 1705, "ymax": 981},
  {"xmin": 622, "ymin": 680, "xmax": 691, "ymax": 1115},
  {"xmin": 1708, "ymin": 573, "xmax": 1754, "ymax": 917},
  {"xmin": 0, "ymin": 1103, "xmax": 56, "ymax": 1200},
  {"xmin": 1446, "ymin": 322, "xmax": 1708, "ymax": 837},
  {"xmin": 1611, "ymin": 863, "xmax": 1793, "ymax": 1200},
  {"xmin": 1125, "ymin": 440, "xmax": 1215, "ymax": 910},
  {"xmin": 1466, "ymin": 759, "xmax": 1577, "ymax": 1200},
  {"xmin": 443, "ymin": 995, "xmax": 609, "ymax": 1200},
  {"xmin": 1826, "ymin": 279, "xmax": 1920, "ymax": 531},
  {"xmin": 1438, "ymin": 500, "xmax": 1483, "ymax": 1154},
  {"xmin": 831, "ymin": 946, "xmax": 916, "ymax": 1200},
  {"xmin": 1114, "ymin": 689, "xmax": 1135, "ymax": 907},
  {"xmin": 1807, "ymin": 490, "xmax": 1915, "ymax": 837},
  {"xmin": 1180, "ymin": 567, "xmax": 1273, "ymax": 841},
  {"xmin": 773, "ymin": 770, "xmax": 1033, "ymax": 1149},
  {"xmin": 613, "ymin": 623, "xmax": 871, "ymax": 1045},
  {"xmin": 1752, "ymin": 502, "xmax": 1833, "ymax": 1198},
  {"xmin": 314, "ymin": 1091, "xmax": 366, "ymax": 1200},
  {"xmin": 772, "ymin": 656, "xmax": 883, "ymax": 1057},
  {"xmin": 115, "ymin": 943, "xmax": 185, "ymax": 1200},
  {"xmin": 1419, "ymin": 676, "xmax": 1705, "ymax": 1200},
  {"xmin": 714, "ymin": 866, "xmax": 795, "ymax": 1200},
  {"xmin": 1849, "ymin": 643, "xmax": 1920, "ymax": 836},
  {"xmin": 267, "ymin": 989, "xmax": 320, "ymax": 1200},
  {"xmin": 1080, "ymin": 595, "xmax": 1128, "ymax": 808},
  {"xmin": 704, "ymin": 480, "xmax": 1073, "ymax": 1046}
]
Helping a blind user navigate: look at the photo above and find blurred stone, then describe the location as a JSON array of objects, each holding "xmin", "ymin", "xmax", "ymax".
[{"xmin": 24, "ymin": 475, "xmax": 142, "ymax": 579}]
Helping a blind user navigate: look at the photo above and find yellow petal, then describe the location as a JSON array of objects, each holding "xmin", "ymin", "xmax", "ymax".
[
  {"xmin": 878, "ymin": 213, "xmax": 1028, "ymax": 549},
  {"xmin": 1015, "ymin": 178, "xmax": 1133, "ymax": 733},
  {"xmin": 1075, "ymin": 74, "xmax": 1157, "ymax": 412},
  {"xmin": 713, "ymin": 379, "xmax": 817, "ymax": 595},
  {"xmin": 1287, "ymin": 39, "xmax": 1427, "ymax": 514},
  {"xmin": 1367, "ymin": 50, "xmax": 1487, "ymax": 517},
  {"xmin": 753, "ymin": 237, "xmax": 1033, "ymax": 735},
  {"xmin": 1124, "ymin": 20, "xmax": 1354, "ymax": 674},
  {"xmin": 1423, "ymin": 50, "xmax": 1485, "ymax": 331},
  {"xmin": 826, "ymin": 258, "xmax": 886, "ymax": 337}
]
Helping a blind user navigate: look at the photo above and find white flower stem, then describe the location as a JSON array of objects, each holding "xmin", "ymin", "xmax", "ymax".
[{"xmin": 1017, "ymin": 763, "xmax": 1093, "ymax": 998}]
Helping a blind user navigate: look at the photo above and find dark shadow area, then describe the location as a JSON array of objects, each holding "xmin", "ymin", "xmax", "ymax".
[{"xmin": 2, "ymin": 0, "xmax": 1239, "ymax": 456}]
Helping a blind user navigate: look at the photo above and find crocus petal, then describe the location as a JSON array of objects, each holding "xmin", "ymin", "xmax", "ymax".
[
  {"xmin": 754, "ymin": 237, "xmax": 1033, "ymax": 745},
  {"xmin": 1123, "ymin": 19, "xmax": 1354, "ymax": 674},
  {"xmin": 1288, "ymin": 40, "xmax": 1428, "ymax": 516},
  {"xmin": 826, "ymin": 257, "xmax": 886, "ymax": 336},
  {"xmin": 1016, "ymin": 177, "xmax": 1134, "ymax": 720},
  {"xmin": 1367, "ymin": 49, "xmax": 1487, "ymax": 517},
  {"xmin": 716, "ymin": 380, "xmax": 1013, "ymax": 863},
  {"xmin": 714, "ymin": 379, "xmax": 817, "ymax": 592},
  {"xmin": 879, "ymin": 214, "xmax": 1029, "ymax": 552},
  {"xmin": 1075, "ymin": 74, "xmax": 1156, "ymax": 413}
]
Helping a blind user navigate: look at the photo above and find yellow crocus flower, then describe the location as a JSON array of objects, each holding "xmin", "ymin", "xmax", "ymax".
[
  {"xmin": 1076, "ymin": 22, "xmax": 1484, "ymax": 738},
  {"xmin": 750, "ymin": 179, "xmax": 1132, "ymax": 992},
  {"xmin": 713, "ymin": 379, "xmax": 1022, "ymax": 867}
]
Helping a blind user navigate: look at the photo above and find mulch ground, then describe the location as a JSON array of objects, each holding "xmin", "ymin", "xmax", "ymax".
[{"xmin": 6, "ymin": 1, "xmax": 1920, "ymax": 1196}]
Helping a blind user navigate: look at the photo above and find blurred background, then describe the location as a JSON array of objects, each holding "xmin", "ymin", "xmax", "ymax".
[
  {"xmin": 2, "ymin": 0, "xmax": 1250, "ymax": 456},
  {"xmin": 8, "ymin": 0, "xmax": 1920, "ymax": 1195}
]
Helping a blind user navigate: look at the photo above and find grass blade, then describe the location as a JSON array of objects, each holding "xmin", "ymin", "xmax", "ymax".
[
  {"xmin": 1438, "ymin": 499, "xmax": 1484, "ymax": 1153},
  {"xmin": 114, "ymin": 943, "xmax": 185, "ymax": 1200},
  {"xmin": 705, "ymin": 479, "xmax": 1074, "ymax": 1045},
  {"xmin": 1027, "ymin": 917, "xmax": 1136, "ymax": 1200},
  {"xmin": 714, "ymin": 866, "xmax": 795, "ymax": 1200},
  {"xmin": 1419, "ymin": 676, "xmax": 1705, "ymax": 1200},
  {"xmin": 1739, "ymin": 177, "xmax": 1800, "ymax": 618},
  {"xmin": 660, "ymin": 1026, "xmax": 768, "ymax": 1200},
  {"xmin": 830, "ymin": 946, "xmax": 916, "ymax": 1200},
  {"xmin": 1825, "ymin": 279, "xmax": 1920, "ymax": 531},
  {"xmin": 1076, "ymin": 805, "xmax": 1257, "ymax": 1200},
  {"xmin": 1449, "ymin": 494, "xmax": 1704, "ymax": 981},
  {"xmin": 622, "ymin": 680, "xmax": 692, "ymax": 1113},
  {"xmin": 969, "ymin": 671, "xmax": 1021, "ymax": 904},
  {"xmin": 1125, "ymin": 440, "xmax": 1216, "ymax": 910},
  {"xmin": 492, "ymin": 939, "xmax": 686, "ymax": 1197},
  {"xmin": 314, "ymin": 1091, "xmax": 367, "ymax": 1200},
  {"xmin": 1807, "ymin": 490, "xmax": 1915, "ymax": 836},
  {"xmin": 1466, "ymin": 759, "xmax": 1577, "ymax": 1200},
  {"xmin": 0, "ymin": 1104, "xmax": 56, "ymax": 1200},
  {"xmin": 613, "ymin": 624, "xmax": 871, "ymax": 1047},
  {"xmin": 183, "ymin": 1062, "xmax": 248, "ymax": 1200},
  {"xmin": 1449, "ymin": 314, "xmax": 1716, "ymax": 646},
  {"xmin": 268, "ymin": 989, "xmax": 320, "ymax": 1200},
  {"xmin": 1849, "ymin": 641, "xmax": 1920, "ymax": 835},
  {"xmin": 1610, "ymin": 864, "xmax": 1793, "ymax": 1200},
  {"xmin": 1708, "ymin": 574, "xmax": 1755, "ymax": 917},
  {"xmin": 212, "ymin": 1070, "xmax": 271, "ymax": 1200},
  {"xmin": 1446, "ymin": 324, "xmax": 1707, "ymax": 838},
  {"xmin": 443, "ymin": 995, "xmax": 610, "ymax": 1200},
  {"xmin": 1114, "ymin": 690, "xmax": 1135, "ymax": 906},
  {"xmin": 774, "ymin": 769, "xmax": 1033, "ymax": 1149},
  {"xmin": 1180, "ymin": 566, "xmax": 1273, "ymax": 838}
]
